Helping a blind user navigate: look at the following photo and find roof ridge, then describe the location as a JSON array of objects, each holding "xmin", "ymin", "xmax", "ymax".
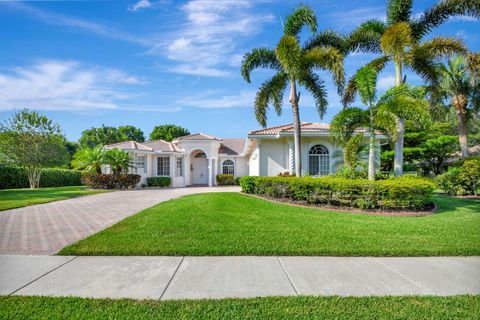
[{"xmin": 104, "ymin": 140, "xmax": 136, "ymax": 147}]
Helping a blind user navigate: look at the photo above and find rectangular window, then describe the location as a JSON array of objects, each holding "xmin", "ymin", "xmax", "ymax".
[
  {"xmin": 157, "ymin": 156, "xmax": 170, "ymax": 176},
  {"xmin": 137, "ymin": 156, "xmax": 146, "ymax": 173},
  {"xmin": 176, "ymin": 157, "xmax": 183, "ymax": 177}
]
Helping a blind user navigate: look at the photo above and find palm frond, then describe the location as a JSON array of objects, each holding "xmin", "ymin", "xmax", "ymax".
[
  {"xmin": 304, "ymin": 29, "xmax": 348, "ymax": 53},
  {"xmin": 412, "ymin": 0, "xmax": 480, "ymax": 40},
  {"xmin": 330, "ymin": 107, "xmax": 370, "ymax": 143},
  {"xmin": 416, "ymin": 36, "xmax": 467, "ymax": 58},
  {"xmin": 254, "ymin": 72, "xmax": 288, "ymax": 127},
  {"xmin": 283, "ymin": 4, "xmax": 317, "ymax": 36},
  {"xmin": 355, "ymin": 65, "xmax": 378, "ymax": 105},
  {"xmin": 275, "ymin": 35, "xmax": 302, "ymax": 78},
  {"xmin": 241, "ymin": 48, "xmax": 280, "ymax": 83},
  {"xmin": 387, "ymin": 0, "xmax": 414, "ymax": 25},
  {"xmin": 342, "ymin": 56, "xmax": 390, "ymax": 107},
  {"xmin": 347, "ymin": 19, "xmax": 386, "ymax": 54},
  {"xmin": 304, "ymin": 46, "xmax": 345, "ymax": 94},
  {"xmin": 380, "ymin": 22, "xmax": 413, "ymax": 59},
  {"xmin": 298, "ymin": 71, "xmax": 328, "ymax": 118}
]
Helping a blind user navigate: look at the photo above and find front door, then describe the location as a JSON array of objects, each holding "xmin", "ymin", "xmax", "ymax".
[{"xmin": 191, "ymin": 158, "xmax": 208, "ymax": 185}]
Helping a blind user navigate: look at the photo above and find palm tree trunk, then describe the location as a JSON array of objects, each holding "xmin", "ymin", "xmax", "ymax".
[
  {"xmin": 368, "ymin": 131, "xmax": 376, "ymax": 181},
  {"xmin": 393, "ymin": 60, "xmax": 404, "ymax": 177},
  {"xmin": 454, "ymin": 95, "xmax": 469, "ymax": 158},
  {"xmin": 289, "ymin": 79, "xmax": 302, "ymax": 177}
]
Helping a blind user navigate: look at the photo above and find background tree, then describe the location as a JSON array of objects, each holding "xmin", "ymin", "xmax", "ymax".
[
  {"xmin": 118, "ymin": 125, "xmax": 145, "ymax": 142},
  {"xmin": 149, "ymin": 124, "xmax": 190, "ymax": 142},
  {"xmin": 79, "ymin": 125, "xmax": 124, "ymax": 148},
  {"xmin": 343, "ymin": 0, "xmax": 478, "ymax": 176},
  {"xmin": 241, "ymin": 4, "xmax": 344, "ymax": 176},
  {"xmin": 0, "ymin": 109, "xmax": 69, "ymax": 188},
  {"xmin": 104, "ymin": 149, "xmax": 133, "ymax": 175},
  {"xmin": 435, "ymin": 54, "xmax": 480, "ymax": 158},
  {"xmin": 420, "ymin": 135, "xmax": 459, "ymax": 174},
  {"xmin": 71, "ymin": 146, "xmax": 105, "ymax": 174}
]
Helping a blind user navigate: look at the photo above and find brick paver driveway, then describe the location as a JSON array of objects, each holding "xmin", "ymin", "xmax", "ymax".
[{"xmin": 0, "ymin": 187, "xmax": 240, "ymax": 255}]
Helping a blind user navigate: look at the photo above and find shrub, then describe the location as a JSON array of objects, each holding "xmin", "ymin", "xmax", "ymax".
[
  {"xmin": 240, "ymin": 176, "xmax": 435, "ymax": 210},
  {"xmin": 146, "ymin": 176, "xmax": 171, "ymax": 188},
  {"xmin": 436, "ymin": 159, "xmax": 480, "ymax": 196},
  {"xmin": 216, "ymin": 174, "xmax": 237, "ymax": 185},
  {"xmin": 0, "ymin": 166, "xmax": 81, "ymax": 189},
  {"xmin": 82, "ymin": 173, "xmax": 141, "ymax": 189}
]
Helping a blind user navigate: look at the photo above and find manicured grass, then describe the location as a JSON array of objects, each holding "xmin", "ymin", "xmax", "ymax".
[
  {"xmin": 1, "ymin": 295, "xmax": 479, "ymax": 320},
  {"xmin": 60, "ymin": 192, "xmax": 480, "ymax": 256},
  {"xmin": 0, "ymin": 186, "xmax": 109, "ymax": 211}
]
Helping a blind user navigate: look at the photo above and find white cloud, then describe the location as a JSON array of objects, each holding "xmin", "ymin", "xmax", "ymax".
[
  {"xmin": 128, "ymin": 0, "xmax": 152, "ymax": 12},
  {"xmin": 160, "ymin": 0, "xmax": 274, "ymax": 77},
  {"xmin": 451, "ymin": 15, "xmax": 478, "ymax": 22},
  {"xmin": 0, "ymin": 60, "xmax": 143, "ymax": 112},
  {"xmin": 176, "ymin": 90, "xmax": 255, "ymax": 108},
  {"xmin": 167, "ymin": 65, "xmax": 231, "ymax": 77},
  {"xmin": 3, "ymin": 1, "xmax": 151, "ymax": 46},
  {"xmin": 377, "ymin": 76, "xmax": 395, "ymax": 90},
  {"xmin": 327, "ymin": 7, "xmax": 385, "ymax": 28}
]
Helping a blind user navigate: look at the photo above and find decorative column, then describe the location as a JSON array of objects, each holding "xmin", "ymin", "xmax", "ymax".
[
  {"xmin": 288, "ymin": 141, "xmax": 295, "ymax": 175},
  {"xmin": 208, "ymin": 158, "xmax": 213, "ymax": 187}
]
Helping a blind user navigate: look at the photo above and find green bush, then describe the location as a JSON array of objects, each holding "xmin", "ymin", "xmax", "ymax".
[
  {"xmin": 436, "ymin": 159, "xmax": 480, "ymax": 196},
  {"xmin": 240, "ymin": 176, "xmax": 435, "ymax": 210},
  {"xmin": 82, "ymin": 173, "xmax": 141, "ymax": 189},
  {"xmin": 216, "ymin": 174, "xmax": 237, "ymax": 185},
  {"xmin": 146, "ymin": 176, "xmax": 171, "ymax": 188},
  {"xmin": 0, "ymin": 166, "xmax": 81, "ymax": 189}
]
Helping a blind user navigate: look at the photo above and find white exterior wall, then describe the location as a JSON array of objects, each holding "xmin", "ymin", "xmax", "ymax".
[
  {"xmin": 259, "ymin": 139, "xmax": 288, "ymax": 176},
  {"xmin": 217, "ymin": 156, "xmax": 249, "ymax": 177},
  {"xmin": 248, "ymin": 146, "xmax": 260, "ymax": 176}
]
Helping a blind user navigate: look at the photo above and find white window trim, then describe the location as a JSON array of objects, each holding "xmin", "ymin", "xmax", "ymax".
[
  {"xmin": 156, "ymin": 156, "xmax": 171, "ymax": 177},
  {"xmin": 222, "ymin": 159, "xmax": 235, "ymax": 175}
]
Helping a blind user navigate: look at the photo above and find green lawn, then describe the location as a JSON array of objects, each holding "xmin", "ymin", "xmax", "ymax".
[
  {"xmin": 0, "ymin": 186, "xmax": 109, "ymax": 211},
  {"xmin": 1, "ymin": 295, "xmax": 479, "ymax": 320},
  {"xmin": 60, "ymin": 192, "xmax": 480, "ymax": 256}
]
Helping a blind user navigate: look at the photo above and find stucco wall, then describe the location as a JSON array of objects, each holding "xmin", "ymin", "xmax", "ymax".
[
  {"xmin": 259, "ymin": 139, "xmax": 288, "ymax": 176},
  {"xmin": 248, "ymin": 146, "xmax": 260, "ymax": 176}
]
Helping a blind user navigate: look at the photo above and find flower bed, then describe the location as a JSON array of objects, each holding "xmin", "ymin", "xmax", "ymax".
[
  {"xmin": 81, "ymin": 173, "xmax": 140, "ymax": 189},
  {"xmin": 239, "ymin": 176, "xmax": 435, "ymax": 210}
]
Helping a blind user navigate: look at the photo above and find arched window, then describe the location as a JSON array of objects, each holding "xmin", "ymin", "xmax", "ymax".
[
  {"xmin": 309, "ymin": 145, "xmax": 330, "ymax": 176},
  {"xmin": 194, "ymin": 152, "xmax": 206, "ymax": 158},
  {"xmin": 222, "ymin": 159, "xmax": 235, "ymax": 175}
]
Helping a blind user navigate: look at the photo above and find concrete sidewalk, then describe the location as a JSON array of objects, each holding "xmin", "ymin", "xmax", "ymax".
[{"xmin": 1, "ymin": 255, "xmax": 479, "ymax": 300}]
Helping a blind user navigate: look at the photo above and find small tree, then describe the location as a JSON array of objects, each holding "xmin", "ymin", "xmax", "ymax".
[
  {"xmin": 118, "ymin": 125, "xmax": 145, "ymax": 142},
  {"xmin": 0, "ymin": 109, "xmax": 68, "ymax": 188},
  {"xmin": 71, "ymin": 146, "xmax": 105, "ymax": 174},
  {"xmin": 420, "ymin": 135, "xmax": 459, "ymax": 174},
  {"xmin": 149, "ymin": 124, "xmax": 190, "ymax": 142},
  {"xmin": 104, "ymin": 149, "xmax": 133, "ymax": 175}
]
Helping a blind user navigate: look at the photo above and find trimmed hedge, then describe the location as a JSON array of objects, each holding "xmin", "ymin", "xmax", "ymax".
[
  {"xmin": 146, "ymin": 177, "xmax": 171, "ymax": 188},
  {"xmin": 216, "ymin": 174, "xmax": 237, "ymax": 185},
  {"xmin": 239, "ymin": 176, "xmax": 435, "ymax": 210},
  {"xmin": 0, "ymin": 166, "xmax": 82, "ymax": 189},
  {"xmin": 82, "ymin": 173, "xmax": 141, "ymax": 189}
]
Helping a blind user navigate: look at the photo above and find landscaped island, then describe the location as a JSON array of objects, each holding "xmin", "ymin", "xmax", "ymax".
[{"xmin": 59, "ymin": 192, "xmax": 480, "ymax": 257}]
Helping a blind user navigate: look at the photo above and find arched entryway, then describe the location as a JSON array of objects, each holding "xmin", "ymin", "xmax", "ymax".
[{"xmin": 190, "ymin": 150, "xmax": 208, "ymax": 185}]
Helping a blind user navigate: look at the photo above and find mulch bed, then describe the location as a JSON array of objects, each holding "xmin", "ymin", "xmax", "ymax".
[{"xmin": 246, "ymin": 194, "xmax": 437, "ymax": 217}]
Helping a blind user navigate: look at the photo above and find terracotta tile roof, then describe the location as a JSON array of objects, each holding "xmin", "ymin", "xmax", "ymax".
[
  {"xmin": 249, "ymin": 122, "xmax": 375, "ymax": 136},
  {"xmin": 219, "ymin": 138, "xmax": 247, "ymax": 155},
  {"xmin": 104, "ymin": 141, "xmax": 153, "ymax": 151},
  {"xmin": 143, "ymin": 139, "xmax": 181, "ymax": 152},
  {"xmin": 174, "ymin": 133, "xmax": 222, "ymax": 141}
]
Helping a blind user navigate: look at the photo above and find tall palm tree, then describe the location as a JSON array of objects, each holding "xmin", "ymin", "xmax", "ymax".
[
  {"xmin": 342, "ymin": 0, "xmax": 478, "ymax": 176},
  {"xmin": 241, "ymin": 4, "xmax": 344, "ymax": 176},
  {"xmin": 71, "ymin": 146, "xmax": 105, "ymax": 174},
  {"xmin": 436, "ymin": 54, "xmax": 480, "ymax": 157},
  {"xmin": 332, "ymin": 66, "xmax": 431, "ymax": 180}
]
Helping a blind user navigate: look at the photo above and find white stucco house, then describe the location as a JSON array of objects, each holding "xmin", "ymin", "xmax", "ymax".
[{"xmin": 104, "ymin": 122, "xmax": 385, "ymax": 187}]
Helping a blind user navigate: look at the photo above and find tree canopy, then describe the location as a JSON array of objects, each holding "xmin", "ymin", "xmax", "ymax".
[
  {"xmin": 149, "ymin": 124, "xmax": 190, "ymax": 142},
  {"xmin": 79, "ymin": 125, "xmax": 145, "ymax": 148}
]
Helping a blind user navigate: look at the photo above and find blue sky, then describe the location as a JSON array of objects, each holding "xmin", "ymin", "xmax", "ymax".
[{"xmin": 0, "ymin": 0, "xmax": 479, "ymax": 141}]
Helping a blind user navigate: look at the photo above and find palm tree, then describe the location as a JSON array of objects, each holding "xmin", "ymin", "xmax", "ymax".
[
  {"xmin": 331, "ymin": 66, "xmax": 431, "ymax": 180},
  {"xmin": 104, "ymin": 148, "xmax": 133, "ymax": 175},
  {"xmin": 343, "ymin": 0, "xmax": 478, "ymax": 176},
  {"xmin": 241, "ymin": 4, "xmax": 344, "ymax": 176},
  {"xmin": 71, "ymin": 146, "xmax": 105, "ymax": 174},
  {"xmin": 436, "ymin": 54, "xmax": 480, "ymax": 158}
]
